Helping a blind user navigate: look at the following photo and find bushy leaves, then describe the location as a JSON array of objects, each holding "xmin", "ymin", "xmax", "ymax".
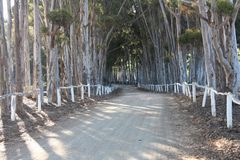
[
  {"xmin": 40, "ymin": 25, "xmax": 48, "ymax": 34},
  {"xmin": 166, "ymin": 0, "xmax": 179, "ymax": 9},
  {"xmin": 216, "ymin": 0, "xmax": 234, "ymax": 16},
  {"xmin": 179, "ymin": 29, "xmax": 202, "ymax": 45},
  {"xmin": 48, "ymin": 9, "xmax": 73, "ymax": 27}
]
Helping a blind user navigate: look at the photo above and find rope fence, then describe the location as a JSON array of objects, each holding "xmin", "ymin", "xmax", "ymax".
[
  {"xmin": 138, "ymin": 82, "xmax": 240, "ymax": 129},
  {"xmin": 0, "ymin": 84, "xmax": 117, "ymax": 121}
]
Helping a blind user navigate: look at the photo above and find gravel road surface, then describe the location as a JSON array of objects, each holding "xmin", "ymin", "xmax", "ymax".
[{"xmin": 0, "ymin": 86, "xmax": 197, "ymax": 160}]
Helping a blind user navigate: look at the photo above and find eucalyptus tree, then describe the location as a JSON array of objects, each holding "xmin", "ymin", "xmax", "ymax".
[
  {"xmin": 210, "ymin": 0, "xmax": 240, "ymax": 93},
  {"xmin": 164, "ymin": 0, "xmax": 187, "ymax": 83},
  {"xmin": 22, "ymin": 0, "xmax": 31, "ymax": 88},
  {"xmin": 6, "ymin": 0, "xmax": 13, "ymax": 96},
  {"xmin": 83, "ymin": 0, "xmax": 91, "ymax": 84},
  {"xmin": 0, "ymin": 0, "xmax": 8, "ymax": 112},
  {"xmin": 33, "ymin": 0, "xmax": 44, "ymax": 100},
  {"xmin": 14, "ymin": 0, "xmax": 23, "ymax": 112},
  {"xmin": 179, "ymin": 28, "xmax": 205, "ymax": 84}
]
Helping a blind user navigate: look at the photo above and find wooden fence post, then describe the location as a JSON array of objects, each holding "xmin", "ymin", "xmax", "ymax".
[
  {"xmin": 71, "ymin": 86, "xmax": 75, "ymax": 102},
  {"xmin": 185, "ymin": 84, "xmax": 189, "ymax": 97},
  {"xmin": 37, "ymin": 90, "xmax": 41, "ymax": 111},
  {"xmin": 192, "ymin": 82, "xmax": 196, "ymax": 103},
  {"xmin": 210, "ymin": 89, "xmax": 216, "ymax": 117},
  {"xmin": 81, "ymin": 85, "xmax": 84, "ymax": 99},
  {"xmin": 182, "ymin": 83, "xmax": 185, "ymax": 95},
  {"xmin": 11, "ymin": 95, "xmax": 16, "ymax": 121},
  {"xmin": 202, "ymin": 87, "xmax": 208, "ymax": 107},
  {"xmin": 226, "ymin": 93, "xmax": 233, "ymax": 128},
  {"xmin": 57, "ymin": 88, "xmax": 61, "ymax": 106},
  {"xmin": 187, "ymin": 85, "xmax": 191, "ymax": 98},
  {"xmin": 88, "ymin": 84, "xmax": 91, "ymax": 97},
  {"xmin": 96, "ymin": 85, "xmax": 99, "ymax": 95}
]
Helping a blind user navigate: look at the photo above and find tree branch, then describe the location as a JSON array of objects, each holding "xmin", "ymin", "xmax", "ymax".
[{"xmin": 232, "ymin": 0, "xmax": 240, "ymax": 24}]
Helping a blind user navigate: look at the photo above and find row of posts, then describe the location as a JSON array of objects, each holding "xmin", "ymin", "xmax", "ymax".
[
  {"xmin": 140, "ymin": 82, "xmax": 234, "ymax": 129},
  {"xmin": 10, "ymin": 84, "xmax": 115, "ymax": 121},
  {"xmin": 56, "ymin": 84, "xmax": 114, "ymax": 107},
  {"xmin": 177, "ymin": 82, "xmax": 233, "ymax": 129}
]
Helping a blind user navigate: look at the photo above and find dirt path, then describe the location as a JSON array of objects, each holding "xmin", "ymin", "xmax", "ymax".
[{"xmin": 0, "ymin": 86, "xmax": 199, "ymax": 160}]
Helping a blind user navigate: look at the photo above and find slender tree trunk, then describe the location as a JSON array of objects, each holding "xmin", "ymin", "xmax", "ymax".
[
  {"xmin": 0, "ymin": 0, "xmax": 8, "ymax": 113},
  {"xmin": 198, "ymin": 0, "xmax": 216, "ymax": 88},
  {"xmin": 23, "ymin": 0, "xmax": 31, "ymax": 88},
  {"xmin": 33, "ymin": 0, "xmax": 44, "ymax": 100},
  {"xmin": 14, "ymin": 0, "xmax": 23, "ymax": 113},
  {"xmin": 83, "ymin": 0, "xmax": 91, "ymax": 84}
]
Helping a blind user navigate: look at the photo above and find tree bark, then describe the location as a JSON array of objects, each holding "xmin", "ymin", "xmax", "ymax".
[
  {"xmin": 33, "ymin": 0, "xmax": 44, "ymax": 100},
  {"xmin": 14, "ymin": 0, "xmax": 23, "ymax": 112}
]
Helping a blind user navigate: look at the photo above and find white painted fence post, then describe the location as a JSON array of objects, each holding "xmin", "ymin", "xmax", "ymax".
[
  {"xmin": 202, "ymin": 87, "xmax": 208, "ymax": 107},
  {"xmin": 11, "ymin": 95, "xmax": 16, "ymax": 121},
  {"xmin": 88, "ymin": 84, "xmax": 91, "ymax": 97},
  {"xmin": 37, "ymin": 90, "xmax": 41, "ymax": 111},
  {"xmin": 81, "ymin": 85, "xmax": 84, "ymax": 99},
  {"xmin": 174, "ymin": 84, "xmax": 176, "ymax": 93},
  {"xmin": 182, "ymin": 83, "xmax": 185, "ymax": 95},
  {"xmin": 57, "ymin": 88, "xmax": 61, "ymax": 106},
  {"xmin": 210, "ymin": 89, "xmax": 216, "ymax": 117},
  {"xmin": 96, "ymin": 85, "xmax": 99, "ymax": 95},
  {"xmin": 187, "ymin": 85, "xmax": 191, "ymax": 98},
  {"xmin": 185, "ymin": 84, "xmax": 189, "ymax": 97},
  {"xmin": 166, "ymin": 84, "xmax": 169, "ymax": 93},
  {"xmin": 226, "ymin": 93, "xmax": 233, "ymax": 128},
  {"xmin": 70, "ymin": 86, "xmax": 75, "ymax": 102},
  {"xmin": 192, "ymin": 82, "xmax": 196, "ymax": 103}
]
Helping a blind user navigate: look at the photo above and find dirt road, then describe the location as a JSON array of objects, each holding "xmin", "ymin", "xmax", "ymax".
[{"xmin": 0, "ymin": 86, "xmax": 198, "ymax": 160}]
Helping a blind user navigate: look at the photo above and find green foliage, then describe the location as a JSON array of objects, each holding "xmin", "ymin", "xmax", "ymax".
[
  {"xmin": 95, "ymin": 2, "xmax": 104, "ymax": 15},
  {"xmin": 166, "ymin": 0, "xmax": 180, "ymax": 9},
  {"xmin": 97, "ymin": 15, "xmax": 120, "ymax": 30},
  {"xmin": 56, "ymin": 32, "xmax": 69, "ymax": 45},
  {"xmin": 179, "ymin": 29, "xmax": 202, "ymax": 45},
  {"xmin": 48, "ymin": 9, "xmax": 73, "ymax": 27},
  {"xmin": 216, "ymin": 0, "xmax": 234, "ymax": 16},
  {"xmin": 41, "ymin": 25, "xmax": 48, "ymax": 34}
]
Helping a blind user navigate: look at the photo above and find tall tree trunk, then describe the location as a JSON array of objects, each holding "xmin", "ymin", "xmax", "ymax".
[
  {"xmin": 83, "ymin": 0, "xmax": 91, "ymax": 84},
  {"xmin": 23, "ymin": 0, "xmax": 31, "ymax": 88},
  {"xmin": 176, "ymin": 15, "xmax": 187, "ymax": 82},
  {"xmin": 198, "ymin": 0, "xmax": 216, "ymax": 88},
  {"xmin": 33, "ymin": 0, "xmax": 44, "ymax": 100},
  {"xmin": 0, "ymin": 0, "xmax": 8, "ymax": 113},
  {"xmin": 14, "ymin": 0, "xmax": 23, "ymax": 113}
]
